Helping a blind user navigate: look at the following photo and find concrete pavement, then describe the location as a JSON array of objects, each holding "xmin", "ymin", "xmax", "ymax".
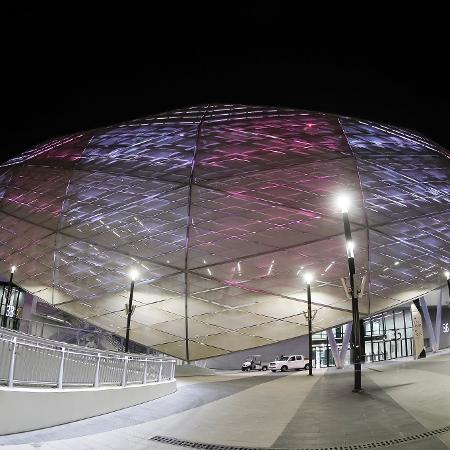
[{"xmin": 1, "ymin": 351, "xmax": 449, "ymax": 449}]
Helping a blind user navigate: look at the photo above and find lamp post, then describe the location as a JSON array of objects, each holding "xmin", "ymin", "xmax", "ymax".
[
  {"xmin": 125, "ymin": 269, "xmax": 138, "ymax": 353},
  {"xmin": 445, "ymin": 271, "xmax": 450, "ymax": 297},
  {"xmin": 304, "ymin": 273, "xmax": 313, "ymax": 376},
  {"xmin": 337, "ymin": 195, "xmax": 363, "ymax": 393},
  {"xmin": 1, "ymin": 266, "xmax": 16, "ymax": 328}
]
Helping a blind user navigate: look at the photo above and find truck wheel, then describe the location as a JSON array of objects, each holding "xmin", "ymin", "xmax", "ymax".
[
  {"xmin": 271, "ymin": 370, "xmax": 277, "ymax": 373},
  {"xmin": 262, "ymin": 366, "xmax": 267, "ymax": 371},
  {"xmin": 281, "ymin": 365, "xmax": 288, "ymax": 372},
  {"xmin": 304, "ymin": 364, "xmax": 310, "ymax": 371}
]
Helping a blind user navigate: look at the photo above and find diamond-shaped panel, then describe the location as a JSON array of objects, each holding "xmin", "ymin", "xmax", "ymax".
[{"xmin": 0, "ymin": 104, "xmax": 448, "ymax": 360}]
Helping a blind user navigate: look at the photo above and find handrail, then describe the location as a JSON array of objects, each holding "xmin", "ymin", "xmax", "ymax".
[
  {"xmin": 0, "ymin": 327, "xmax": 158, "ymax": 359},
  {"xmin": 19, "ymin": 316, "xmax": 115, "ymax": 336},
  {"xmin": 0, "ymin": 329, "xmax": 175, "ymax": 389},
  {"xmin": 11, "ymin": 317, "xmax": 132, "ymax": 353}
]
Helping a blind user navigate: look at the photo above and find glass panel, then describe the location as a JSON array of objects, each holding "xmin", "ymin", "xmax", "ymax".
[{"xmin": 1, "ymin": 105, "xmax": 448, "ymax": 360}]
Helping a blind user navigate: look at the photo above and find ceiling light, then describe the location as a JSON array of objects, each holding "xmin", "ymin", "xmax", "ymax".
[
  {"xmin": 129, "ymin": 269, "xmax": 139, "ymax": 281},
  {"xmin": 304, "ymin": 273, "xmax": 313, "ymax": 284},
  {"xmin": 337, "ymin": 193, "xmax": 351, "ymax": 213}
]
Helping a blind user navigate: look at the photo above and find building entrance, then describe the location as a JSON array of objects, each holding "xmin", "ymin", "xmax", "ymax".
[
  {"xmin": 0, "ymin": 282, "xmax": 25, "ymax": 331},
  {"xmin": 313, "ymin": 307, "xmax": 414, "ymax": 368}
]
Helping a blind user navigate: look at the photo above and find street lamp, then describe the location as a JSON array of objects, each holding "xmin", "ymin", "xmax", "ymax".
[
  {"xmin": 304, "ymin": 272, "xmax": 313, "ymax": 376},
  {"xmin": 337, "ymin": 194, "xmax": 363, "ymax": 393},
  {"xmin": 445, "ymin": 271, "xmax": 450, "ymax": 297},
  {"xmin": 1, "ymin": 266, "xmax": 16, "ymax": 328},
  {"xmin": 124, "ymin": 269, "xmax": 138, "ymax": 352}
]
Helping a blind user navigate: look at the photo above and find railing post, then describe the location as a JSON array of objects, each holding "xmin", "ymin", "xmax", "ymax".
[
  {"xmin": 94, "ymin": 353, "xmax": 101, "ymax": 387},
  {"xmin": 58, "ymin": 347, "xmax": 66, "ymax": 389},
  {"xmin": 158, "ymin": 360, "xmax": 163, "ymax": 382},
  {"xmin": 121, "ymin": 356, "xmax": 128, "ymax": 387},
  {"xmin": 171, "ymin": 361, "xmax": 176, "ymax": 380},
  {"xmin": 143, "ymin": 359, "xmax": 147, "ymax": 384},
  {"xmin": 8, "ymin": 337, "xmax": 17, "ymax": 387}
]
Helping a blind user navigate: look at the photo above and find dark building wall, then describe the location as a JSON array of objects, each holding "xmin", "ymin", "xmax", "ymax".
[
  {"xmin": 206, "ymin": 335, "xmax": 309, "ymax": 370},
  {"xmin": 206, "ymin": 302, "xmax": 450, "ymax": 370},
  {"xmin": 426, "ymin": 306, "xmax": 450, "ymax": 350}
]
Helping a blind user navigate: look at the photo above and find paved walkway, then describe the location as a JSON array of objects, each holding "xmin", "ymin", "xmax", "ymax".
[{"xmin": 1, "ymin": 352, "xmax": 450, "ymax": 449}]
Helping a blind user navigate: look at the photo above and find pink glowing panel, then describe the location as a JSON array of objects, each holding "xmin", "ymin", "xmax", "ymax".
[{"xmin": 0, "ymin": 104, "xmax": 448, "ymax": 360}]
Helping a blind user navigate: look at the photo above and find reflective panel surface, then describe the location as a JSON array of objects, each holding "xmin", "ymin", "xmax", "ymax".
[{"xmin": 1, "ymin": 105, "xmax": 449, "ymax": 359}]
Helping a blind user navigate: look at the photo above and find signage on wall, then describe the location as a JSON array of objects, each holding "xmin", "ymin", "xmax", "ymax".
[
  {"xmin": 6, "ymin": 305, "xmax": 15, "ymax": 318},
  {"xmin": 437, "ymin": 307, "xmax": 450, "ymax": 349}
]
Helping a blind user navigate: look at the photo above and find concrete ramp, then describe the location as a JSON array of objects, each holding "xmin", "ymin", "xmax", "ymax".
[{"xmin": 176, "ymin": 364, "xmax": 216, "ymax": 377}]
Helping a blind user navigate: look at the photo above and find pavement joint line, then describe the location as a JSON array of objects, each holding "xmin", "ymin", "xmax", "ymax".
[
  {"xmin": 149, "ymin": 424, "xmax": 450, "ymax": 449},
  {"xmin": 0, "ymin": 373, "xmax": 291, "ymax": 446}
]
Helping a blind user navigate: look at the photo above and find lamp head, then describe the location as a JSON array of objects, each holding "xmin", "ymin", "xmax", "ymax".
[
  {"xmin": 346, "ymin": 241, "xmax": 355, "ymax": 258},
  {"xmin": 129, "ymin": 269, "xmax": 138, "ymax": 281},
  {"xmin": 304, "ymin": 273, "xmax": 313, "ymax": 285},
  {"xmin": 11, "ymin": 265, "xmax": 16, "ymax": 274},
  {"xmin": 337, "ymin": 193, "xmax": 351, "ymax": 213},
  {"xmin": 445, "ymin": 271, "xmax": 450, "ymax": 280}
]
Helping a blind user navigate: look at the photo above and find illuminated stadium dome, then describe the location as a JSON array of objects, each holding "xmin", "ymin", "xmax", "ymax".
[{"xmin": 1, "ymin": 104, "xmax": 449, "ymax": 360}]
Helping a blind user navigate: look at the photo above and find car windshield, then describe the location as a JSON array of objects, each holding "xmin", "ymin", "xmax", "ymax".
[{"xmin": 278, "ymin": 356, "xmax": 289, "ymax": 361}]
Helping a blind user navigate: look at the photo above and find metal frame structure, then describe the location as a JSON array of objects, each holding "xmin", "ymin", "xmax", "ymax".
[
  {"xmin": 0, "ymin": 105, "xmax": 448, "ymax": 360},
  {"xmin": 6, "ymin": 316, "xmax": 148, "ymax": 352},
  {"xmin": 0, "ymin": 329, "xmax": 175, "ymax": 388}
]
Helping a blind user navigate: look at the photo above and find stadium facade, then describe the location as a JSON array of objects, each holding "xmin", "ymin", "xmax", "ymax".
[{"xmin": 0, "ymin": 104, "xmax": 449, "ymax": 360}]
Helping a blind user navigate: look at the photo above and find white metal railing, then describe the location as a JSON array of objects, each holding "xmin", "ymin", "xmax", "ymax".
[
  {"xmin": 0, "ymin": 329, "xmax": 175, "ymax": 389},
  {"xmin": 16, "ymin": 317, "xmax": 126, "ymax": 352}
]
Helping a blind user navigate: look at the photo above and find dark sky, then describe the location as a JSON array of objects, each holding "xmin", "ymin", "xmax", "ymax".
[{"xmin": 2, "ymin": 6, "xmax": 449, "ymax": 162}]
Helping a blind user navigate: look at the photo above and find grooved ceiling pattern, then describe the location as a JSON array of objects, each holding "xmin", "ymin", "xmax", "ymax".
[{"xmin": 0, "ymin": 105, "xmax": 448, "ymax": 360}]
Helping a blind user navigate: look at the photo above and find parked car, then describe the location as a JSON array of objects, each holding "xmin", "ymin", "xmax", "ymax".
[
  {"xmin": 269, "ymin": 354, "xmax": 310, "ymax": 372},
  {"xmin": 241, "ymin": 355, "xmax": 269, "ymax": 371}
]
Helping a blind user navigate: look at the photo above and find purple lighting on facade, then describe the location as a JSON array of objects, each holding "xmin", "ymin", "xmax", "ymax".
[{"xmin": 0, "ymin": 104, "xmax": 448, "ymax": 360}]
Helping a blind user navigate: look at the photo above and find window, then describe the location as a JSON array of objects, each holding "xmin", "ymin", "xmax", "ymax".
[
  {"xmin": 289, "ymin": 356, "xmax": 295, "ymax": 361},
  {"xmin": 296, "ymin": 355, "xmax": 303, "ymax": 360}
]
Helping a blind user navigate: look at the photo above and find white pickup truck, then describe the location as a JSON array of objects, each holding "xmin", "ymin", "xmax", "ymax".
[{"xmin": 269, "ymin": 354, "xmax": 310, "ymax": 372}]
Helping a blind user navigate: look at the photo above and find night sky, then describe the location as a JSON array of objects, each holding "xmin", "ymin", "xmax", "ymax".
[{"xmin": 2, "ymin": 6, "xmax": 449, "ymax": 163}]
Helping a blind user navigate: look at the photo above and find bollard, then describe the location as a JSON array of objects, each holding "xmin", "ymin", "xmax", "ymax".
[
  {"xmin": 8, "ymin": 337, "xmax": 18, "ymax": 387},
  {"xmin": 158, "ymin": 360, "xmax": 163, "ymax": 382},
  {"xmin": 94, "ymin": 353, "xmax": 101, "ymax": 387},
  {"xmin": 58, "ymin": 347, "xmax": 66, "ymax": 389},
  {"xmin": 143, "ymin": 359, "xmax": 148, "ymax": 384},
  {"xmin": 121, "ymin": 356, "xmax": 128, "ymax": 387}
]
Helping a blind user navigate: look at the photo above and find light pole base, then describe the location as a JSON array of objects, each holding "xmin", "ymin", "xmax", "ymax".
[{"xmin": 352, "ymin": 388, "xmax": 364, "ymax": 393}]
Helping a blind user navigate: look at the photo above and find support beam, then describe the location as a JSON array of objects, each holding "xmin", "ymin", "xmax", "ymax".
[
  {"xmin": 418, "ymin": 296, "xmax": 438, "ymax": 352},
  {"xmin": 326, "ymin": 328, "xmax": 341, "ymax": 368},
  {"xmin": 340, "ymin": 323, "xmax": 353, "ymax": 367},
  {"xmin": 326, "ymin": 323, "xmax": 352, "ymax": 369},
  {"xmin": 435, "ymin": 289, "xmax": 443, "ymax": 351}
]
